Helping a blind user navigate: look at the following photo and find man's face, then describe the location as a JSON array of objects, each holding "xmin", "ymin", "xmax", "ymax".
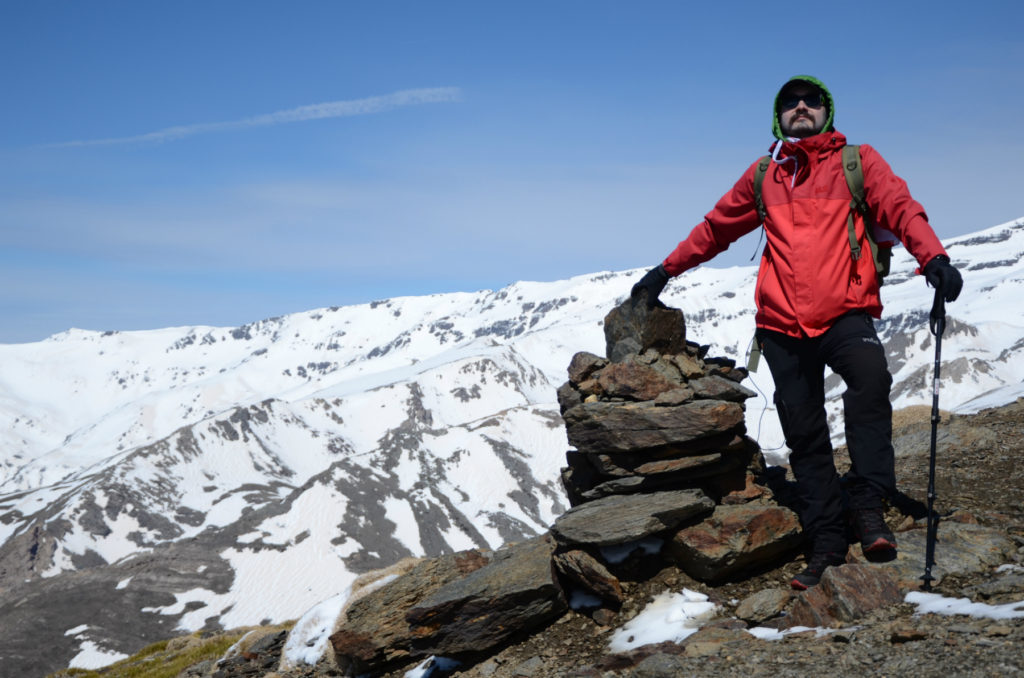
[{"xmin": 778, "ymin": 84, "xmax": 827, "ymax": 138}]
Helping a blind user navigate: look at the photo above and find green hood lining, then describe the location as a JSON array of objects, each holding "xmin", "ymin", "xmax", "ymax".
[{"xmin": 772, "ymin": 75, "xmax": 835, "ymax": 140}]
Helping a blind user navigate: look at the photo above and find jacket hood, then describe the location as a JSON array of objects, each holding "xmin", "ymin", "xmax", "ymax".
[{"xmin": 772, "ymin": 75, "xmax": 835, "ymax": 140}]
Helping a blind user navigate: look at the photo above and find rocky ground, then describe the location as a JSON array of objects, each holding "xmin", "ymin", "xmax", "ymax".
[
  {"xmin": 443, "ymin": 398, "xmax": 1024, "ymax": 678},
  {"xmin": 50, "ymin": 399, "xmax": 1024, "ymax": 678}
]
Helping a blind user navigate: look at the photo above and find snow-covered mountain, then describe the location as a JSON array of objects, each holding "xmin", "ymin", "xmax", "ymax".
[{"xmin": 1, "ymin": 217, "xmax": 1023, "ymax": 674}]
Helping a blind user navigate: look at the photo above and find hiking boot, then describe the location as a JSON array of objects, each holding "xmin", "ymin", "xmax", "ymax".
[
  {"xmin": 853, "ymin": 508, "xmax": 897, "ymax": 555},
  {"xmin": 791, "ymin": 551, "xmax": 846, "ymax": 590}
]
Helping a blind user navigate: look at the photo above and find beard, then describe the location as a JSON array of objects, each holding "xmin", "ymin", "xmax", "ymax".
[{"xmin": 782, "ymin": 114, "xmax": 823, "ymax": 139}]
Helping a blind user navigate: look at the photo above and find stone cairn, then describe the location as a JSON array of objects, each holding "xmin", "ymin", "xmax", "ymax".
[
  {"xmin": 558, "ymin": 297, "xmax": 764, "ymax": 507},
  {"xmin": 549, "ymin": 297, "xmax": 803, "ymax": 616},
  {"xmin": 320, "ymin": 298, "xmax": 806, "ymax": 676}
]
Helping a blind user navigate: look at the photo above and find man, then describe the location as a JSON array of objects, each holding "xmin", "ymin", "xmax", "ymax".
[{"xmin": 631, "ymin": 75, "xmax": 963, "ymax": 589}]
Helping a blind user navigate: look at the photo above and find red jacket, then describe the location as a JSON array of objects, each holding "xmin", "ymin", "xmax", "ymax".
[{"xmin": 662, "ymin": 131, "xmax": 947, "ymax": 338}]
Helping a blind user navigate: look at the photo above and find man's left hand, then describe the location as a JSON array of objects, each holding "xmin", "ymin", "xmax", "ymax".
[{"xmin": 923, "ymin": 255, "xmax": 963, "ymax": 302}]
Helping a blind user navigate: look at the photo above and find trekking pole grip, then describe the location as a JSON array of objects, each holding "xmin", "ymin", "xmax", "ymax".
[{"xmin": 929, "ymin": 287, "xmax": 946, "ymax": 336}]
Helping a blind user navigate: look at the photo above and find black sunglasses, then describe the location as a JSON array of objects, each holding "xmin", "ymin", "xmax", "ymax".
[{"xmin": 779, "ymin": 91, "xmax": 825, "ymax": 111}]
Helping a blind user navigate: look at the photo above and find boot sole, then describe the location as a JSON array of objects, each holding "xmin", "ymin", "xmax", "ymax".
[{"xmin": 861, "ymin": 536, "xmax": 897, "ymax": 554}]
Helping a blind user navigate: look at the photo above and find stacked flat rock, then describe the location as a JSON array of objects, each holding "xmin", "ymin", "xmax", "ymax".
[{"xmin": 557, "ymin": 297, "xmax": 762, "ymax": 506}]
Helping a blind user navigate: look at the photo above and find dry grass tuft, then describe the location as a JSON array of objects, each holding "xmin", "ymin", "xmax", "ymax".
[
  {"xmin": 891, "ymin": 404, "xmax": 951, "ymax": 431},
  {"xmin": 45, "ymin": 623, "xmax": 294, "ymax": 678}
]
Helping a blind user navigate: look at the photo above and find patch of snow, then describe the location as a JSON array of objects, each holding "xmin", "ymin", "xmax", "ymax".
[
  {"xmin": 141, "ymin": 587, "xmax": 210, "ymax": 616},
  {"xmin": 745, "ymin": 625, "xmax": 851, "ymax": 640},
  {"xmin": 67, "ymin": 640, "xmax": 130, "ymax": 670},
  {"xmin": 281, "ymin": 573, "xmax": 400, "ymax": 668},
  {"xmin": 280, "ymin": 588, "xmax": 353, "ymax": 669},
  {"xmin": 221, "ymin": 629, "xmax": 258, "ymax": 661},
  {"xmin": 906, "ymin": 591, "xmax": 1024, "ymax": 619},
  {"xmin": 405, "ymin": 656, "xmax": 461, "ymax": 678},
  {"xmin": 608, "ymin": 589, "xmax": 718, "ymax": 652}
]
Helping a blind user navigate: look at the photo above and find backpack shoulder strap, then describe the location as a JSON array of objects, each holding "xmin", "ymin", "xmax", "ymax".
[
  {"xmin": 841, "ymin": 145, "xmax": 870, "ymax": 214},
  {"xmin": 753, "ymin": 155, "xmax": 771, "ymax": 224},
  {"xmin": 841, "ymin": 144, "xmax": 890, "ymax": 282},
  {"xmin": 841, "ymin": 144, "xmax": 870, "ymax": 261}
]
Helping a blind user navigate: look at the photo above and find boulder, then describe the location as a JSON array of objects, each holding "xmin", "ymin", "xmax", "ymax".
[
  {"xmin": 551, "ymin": 489, "xmax": 714, "ymax": 547},
  {"xmin": 563, "ymin": 400, "xmax": 745, "ymax": 454},
  {"xmin": 405, "ymin": 535, "xmax": 566, "ymax": 658},
  {"xmin": 786, "ymin": 563, "xmax": 902, "ymax": 628},
  {"xmin": 604, "ymin": 298, "xmax": 687, "ymax": 362},
  {"xmin": 667, "ymin": 504, "xmax": 802, "ymax": 582}
]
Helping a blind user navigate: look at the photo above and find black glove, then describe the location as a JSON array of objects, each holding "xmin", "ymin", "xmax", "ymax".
[
  {"xmin": 923, "ymin": 255, "xmax": 962, "ymax": 302},
  {"xmin": 631, "ymin": 264, "xmax": 670, "ymax": 309}
]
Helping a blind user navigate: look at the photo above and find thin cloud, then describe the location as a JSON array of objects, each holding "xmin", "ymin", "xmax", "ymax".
[{"xmin": 46, "ymin": 87, "xmax": 462, "ymax": 148}]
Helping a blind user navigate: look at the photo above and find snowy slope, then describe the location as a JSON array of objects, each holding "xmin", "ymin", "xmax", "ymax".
[{"xmin": 0, "ymin": 217, "xmax": 1022, "ymax": 672}]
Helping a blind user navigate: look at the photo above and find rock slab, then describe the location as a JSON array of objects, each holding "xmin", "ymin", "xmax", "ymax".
[
  {"xmin": 551, "ymin": 489, "xmax": 714, "ymax": 547},
  {"xmin": 405, "ymin": 534, "xmax": 566, "ymax": 658},
  {"xmin": 563, "ymin": 400, "xmax": 745, "ymax": 454},
  {"xmin": 330, "ymin": 550, "xmax": 490, "ymax": 674}
]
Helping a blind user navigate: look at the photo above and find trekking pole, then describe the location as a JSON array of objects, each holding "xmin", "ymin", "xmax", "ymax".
[{"xmin": 921, "ymin": 287, "xmax": 946, "ymax": 591}]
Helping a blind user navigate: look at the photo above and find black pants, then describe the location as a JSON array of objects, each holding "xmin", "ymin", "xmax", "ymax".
[{"xmin": 758, "ymin": 312, "xmax": 896, "ymax": 554}]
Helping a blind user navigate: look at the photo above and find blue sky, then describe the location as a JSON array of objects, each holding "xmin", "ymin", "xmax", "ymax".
[{"xmin": 2, "ymin": 1, "xmax": 1022, "ymax": 343}]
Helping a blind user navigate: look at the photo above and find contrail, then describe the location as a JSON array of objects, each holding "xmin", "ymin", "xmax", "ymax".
[{"xmin": 46, "ymin": 87, "xmax": 462, "ymax": 148}]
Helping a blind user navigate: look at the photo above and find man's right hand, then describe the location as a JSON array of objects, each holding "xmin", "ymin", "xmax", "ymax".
[{"xmin": 630, "ymin": 264, "xmax": 670, "ymax": 309}]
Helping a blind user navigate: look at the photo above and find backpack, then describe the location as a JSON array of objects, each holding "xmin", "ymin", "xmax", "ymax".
[{"xmin": 753, "ymin": 144, "xmax": 892, "ymax": 284}]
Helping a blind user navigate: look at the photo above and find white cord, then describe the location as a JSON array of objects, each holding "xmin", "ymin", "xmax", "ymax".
[{"xmin": 744, "ymin": 334, "xmax": 787, "ymax": 452}]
